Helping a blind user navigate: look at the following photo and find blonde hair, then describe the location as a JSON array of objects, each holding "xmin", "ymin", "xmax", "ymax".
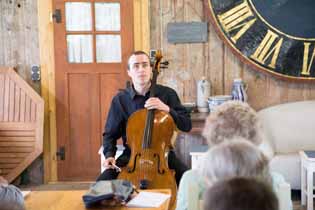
[
  {"xmin": 199, "ymin": 138, "xmax": 270, "ymax": 184},
  {"xmin": 202, "ymin": 101, "xmax": 262, "ymax": 146}
]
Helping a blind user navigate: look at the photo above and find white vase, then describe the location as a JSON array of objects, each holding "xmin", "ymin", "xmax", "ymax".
[
  {"xmin": 197, "ymin": 77, "xmax": 211, "ymax": 112},
  {"xmin": 231, "ymin": 78, "xmax": 248, "ymax": 102}
]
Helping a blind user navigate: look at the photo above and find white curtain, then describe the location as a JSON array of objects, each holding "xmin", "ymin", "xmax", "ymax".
[
  {"xmin": 95, "ymin": 3, "xmax": 121, "ymax": 31},
  {"xmin": 66, "ymin": 2, "xmax": 92, "ymax": 31},
  {"xmin": 96, "ymin": 35, "xmax": 121, "ymax": 63},
  {"xmin": 67, "ymin": 35, "xmax": 93, "ymax": 63}
]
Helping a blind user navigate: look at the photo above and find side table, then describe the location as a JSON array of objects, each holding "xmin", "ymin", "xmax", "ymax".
[{"xmin": 300, "ymin": 150, "xmax": 315, "ymax": 210}]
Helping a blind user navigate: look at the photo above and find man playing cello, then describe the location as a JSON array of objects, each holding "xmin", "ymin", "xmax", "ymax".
[{"xmin": 97, "ymin": 51, "xmax": 191, "ymax": 186}]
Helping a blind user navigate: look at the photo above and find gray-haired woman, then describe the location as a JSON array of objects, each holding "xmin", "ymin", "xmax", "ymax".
[
  {"xmin": 176, "ymin": 138, "xmax": 271, "ymax": 210},
  {"xmin": 199, "ymin": 139, "xmax": 270, "ymax": 184}
]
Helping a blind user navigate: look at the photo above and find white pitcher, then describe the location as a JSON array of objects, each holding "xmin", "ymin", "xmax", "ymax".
[
  {"xmin": 231, "ymin": 78, "xmax": 247, "ymax": 102},
  {"xmin": 197, "ymin": 76, "xmax": 211, "ymax": 112}
]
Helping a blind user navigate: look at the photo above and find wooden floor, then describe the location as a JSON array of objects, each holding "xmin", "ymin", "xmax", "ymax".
[{"xmin": 293, "ymin": 201, "xmax": 305, "ymax": 210}]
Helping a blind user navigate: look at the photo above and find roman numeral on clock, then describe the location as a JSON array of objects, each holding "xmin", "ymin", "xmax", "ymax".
[
  {"xmin": 250, "ymin": 30, "xmax": 283, "ymax": 69},
  {"xmin": 301, "ymin": 42, "xmax": 315, "ymax": 76},
  {"xmin": 217, "ymin": 0, "xmax": 256, "ymax": 43}
]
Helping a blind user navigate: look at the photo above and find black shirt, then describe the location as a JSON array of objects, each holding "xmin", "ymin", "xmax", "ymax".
[{"xmin": 102, "ymin": 84, "xmax": 192, "ymax": 158}]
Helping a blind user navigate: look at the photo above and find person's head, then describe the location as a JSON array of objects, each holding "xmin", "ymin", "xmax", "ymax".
[
  {"xmin": 199, "ymin": 137, "xmax": 270, "ymax": 185},
  {"xmin": 202, "ymin": 100, "xmax": 262, "ymax": 146},
  {"xmin": 127, "ymin": 51, "xmax": 152, "ymax": 87},
  {"xmin": 203, "ymin": 177, "xmax": 278, "ymax": 210}
]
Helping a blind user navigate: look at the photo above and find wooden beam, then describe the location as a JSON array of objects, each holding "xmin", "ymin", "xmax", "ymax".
[
  {"xmin": 37, "ymin": 0, "xmax": 58, "ymax": 183},
  {"xmin": 134, "ymin": 0, "xmax": 150, "ymax": 52}
]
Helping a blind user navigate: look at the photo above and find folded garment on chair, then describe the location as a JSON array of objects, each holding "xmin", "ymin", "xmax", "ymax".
[{"xmin": 82, "ymin": 179, "xmax": 134, "ymax": 208}]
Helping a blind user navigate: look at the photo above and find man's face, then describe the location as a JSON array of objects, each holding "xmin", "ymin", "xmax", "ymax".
[{"xmin": 128, "ymin": 54, "xmax": 151, "ymax": 87}]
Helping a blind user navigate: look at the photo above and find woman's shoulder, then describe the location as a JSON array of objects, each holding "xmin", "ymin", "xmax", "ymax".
[{"xmin": 181, "ymin": 170, "xmax": 205, "ymax": 185}]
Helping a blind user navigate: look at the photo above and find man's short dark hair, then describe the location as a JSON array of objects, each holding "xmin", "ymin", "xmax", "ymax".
[
  {"xmin": 127, "ymin": 51, "xmax": 150, "ymax": 70},
  {"xmin": 203, "ymin": 177, "xmax": 278, "ymax": 210}
]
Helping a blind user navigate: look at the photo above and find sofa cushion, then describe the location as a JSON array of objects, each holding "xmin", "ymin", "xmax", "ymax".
[
  {"xmin": 258, "ymin": 100, "xmax": 315, "ymax": 154},
  {"xmin": 269, "ymin": 153, "xmax": 300, "ymax": 189}
]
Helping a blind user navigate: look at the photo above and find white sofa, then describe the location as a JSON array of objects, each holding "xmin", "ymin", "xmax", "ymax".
[{"xmin": 258, "ymin": 100, "xmax": 315, "ymax": 190}]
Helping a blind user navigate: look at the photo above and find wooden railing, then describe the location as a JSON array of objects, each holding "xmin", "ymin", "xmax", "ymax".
[{"xmin": 0, "ymin": 67, "xmax": 44, "ymax": 183}]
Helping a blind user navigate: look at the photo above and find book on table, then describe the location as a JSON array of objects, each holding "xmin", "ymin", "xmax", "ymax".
[{"xmin": 126, "ymin": 191, "xmax": 171, "ymax": 208}]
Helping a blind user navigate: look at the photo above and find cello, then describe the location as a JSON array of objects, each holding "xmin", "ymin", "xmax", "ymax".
[{"xmin": 118, "ymin": 50, "xmax": 177, "ymax": 209}]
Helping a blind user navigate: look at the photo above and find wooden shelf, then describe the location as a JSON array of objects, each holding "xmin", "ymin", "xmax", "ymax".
[{"xmin": 189, "ymin": 112, "xmax": 209, "ymax": 134}]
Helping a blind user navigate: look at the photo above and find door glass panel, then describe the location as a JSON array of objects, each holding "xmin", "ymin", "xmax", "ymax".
[
  {"xmin": 67, "ymin": 35, "xmax": 93, "ymax": 63},
  {"xmin": 65, "ymin": 2, "xmax": 92, "ymax": 31},
  {"xmin": 95, "ymin": 3, "xmax": 121, "ymax": 31},
  {"xmin": 96, "ymin": 35, "xmax": 121, "ymax": 63}
]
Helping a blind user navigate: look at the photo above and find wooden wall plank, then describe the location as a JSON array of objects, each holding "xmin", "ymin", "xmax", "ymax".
[
  {"xmin": 0, "ymin": 164, "xmax": 19, "ymax": 169},
  {"xmin": 0, "ymin": 147, "xmax": 34, "ymax": 153},
  {"xmin": 14, "ymin": 85, "xmax": 20, "ymax": 122},
  {"xmin": 208, "ymin": 26, "xmax": 224, "ymax": 96},
  {"xmin": 3, "ymin": 75, "xmax": 10, "ymax": 121},
  {"xmin": 0, "ymin": 159, "xmax": 25, "ymax": 164},
  {"xmin": 0, "ymin": 137, "xmax": 35, "ymax": 142},
  {"xmin": 0, "ymin": 73, "xmax": 4, "ymax": 121},
  {"xmin": 223, "ymin": 49, "xmax": 243, "ymax": 94},
  {"xmin": 0, "ymin": 141, "xmax": 35, "ymax": 147},
  {"xmin": 0, "ymin": 153, "xmax": 28, "ymax": 158},
  {"xmin": 0, "ymin": 0, "xmax": 40, "ymax": 92},
  {"xmin": 134, "ymin": 0, "xmax": 150, "ymax": 51},
  {"xmin": 31, "ymin": 101, "xmax": 36, "ymax": 122},
  {"xmin": 184, "ymin": 1, "xmax": 204, "ymax": 102},
  {"xmin": 25, "ymin": 95, "xmax": 31, "ymax": 122},
  {"xmin": 9, "ymin": 79, "xmax": 15, "ymax": 122},
  {"xmin": 20, "ymin": 89, "xmax": 26, "ymax": 122}
]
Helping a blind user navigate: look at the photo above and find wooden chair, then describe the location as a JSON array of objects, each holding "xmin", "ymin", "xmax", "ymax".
[{"xmin": 0, "ymin": 67, "xmax": 44, "ymax": 183}]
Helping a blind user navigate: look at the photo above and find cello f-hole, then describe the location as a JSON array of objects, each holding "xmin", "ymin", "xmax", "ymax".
[
  {"xmin": 154, "ymin": 153, "xmax": 165, "ymax": 174},
  {"xmin": 127, "ymin": 153, "xmax": 141, "ymax": 173}
]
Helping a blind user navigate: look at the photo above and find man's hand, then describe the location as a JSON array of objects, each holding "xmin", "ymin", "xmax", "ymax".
[
  {"xmin": 0, "ymin": 176, "xmax": 8, "ymax": 187},
  {"xmin": 103, "ymin": 157, "xmax": 116, "ymax": 170},
  {"xmin": 144, "ymin": 97, "xmax": 170, "ymax": 112}
]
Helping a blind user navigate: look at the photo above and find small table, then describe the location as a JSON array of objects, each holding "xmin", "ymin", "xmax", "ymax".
[
  {"xmin": 300, "ymin": 151, "xmax": 315, "ymax": 210},
  {"xmin": 25, "ymin": 189, "xmax": 170, "ymax": 210}
]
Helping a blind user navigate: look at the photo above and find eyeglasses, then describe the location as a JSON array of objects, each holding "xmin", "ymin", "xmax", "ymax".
[{"xmin": 131, "ymin": 62, "xmax": 150, "ymax": 70}]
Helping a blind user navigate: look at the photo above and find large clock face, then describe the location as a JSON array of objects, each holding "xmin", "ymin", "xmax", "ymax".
[{"xmin": 205, "ymin": 0, "xmax": 315, "ymax": 81}]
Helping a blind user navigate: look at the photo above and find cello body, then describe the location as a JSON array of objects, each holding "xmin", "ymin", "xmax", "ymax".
[{"xmin": 118, "ymin": 109, "xmax": 177, "ymax": 209}]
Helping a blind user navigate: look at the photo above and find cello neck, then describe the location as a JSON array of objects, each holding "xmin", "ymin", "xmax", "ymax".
[{"xmin": 142, "ymin": 51, "xmax": 162, "ymax": 149}]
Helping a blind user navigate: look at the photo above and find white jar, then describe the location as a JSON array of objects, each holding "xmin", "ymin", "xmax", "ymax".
[{"xmin": 197, "ymin": 76, "xmax": 211, "ymax": 112}]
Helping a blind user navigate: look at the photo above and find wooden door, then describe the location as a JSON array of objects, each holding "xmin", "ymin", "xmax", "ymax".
[{"xmin": 53, "ymin": 0, "xmax": 133, "ymax": 181}]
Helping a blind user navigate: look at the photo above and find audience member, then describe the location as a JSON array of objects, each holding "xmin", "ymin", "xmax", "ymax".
[
  {"xmin": 0, "ymin": 176, "xmax": 25, "ymax": 210},
  {"xmin": 203, "ymin": 177, "xmax": 278, "ymax": 210},
  {"xmin": 176, "ymin": 138, "xmax": 270, "ymax": 210},
  {"xmin": 203, "ymin": 100, "xmax": 262, "ymax": 146},
  {"xmin": 199, "ymin": 139, "xmax": 270, "ymax": 184}
]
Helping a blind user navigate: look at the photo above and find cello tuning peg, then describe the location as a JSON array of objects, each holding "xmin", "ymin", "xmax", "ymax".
[
  {"xmin": 160, "ymin": 65, "xmax": 168, "ymax": 69},
  {"xmin": 161, "ymin": 61, "xmax": 169, "ymax": 66}
]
